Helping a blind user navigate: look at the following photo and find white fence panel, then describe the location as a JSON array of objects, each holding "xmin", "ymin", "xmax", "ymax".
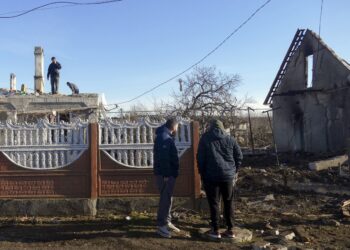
[
  {"xmin": 0, "ymin": 119, "xmax": 89, "ymax": 170},
  {"xmin": 99, "ymin": 118, "xmax": 192, "ymax": 168}
]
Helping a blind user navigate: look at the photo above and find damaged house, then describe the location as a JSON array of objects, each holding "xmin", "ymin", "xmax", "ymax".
[
  {"xmin": 0, "ymin": 47, "xmax": 103, "ymax": 123},
  {"xmin": 264, "ymin": 29, "xmax": 350, "ymax": 153}
]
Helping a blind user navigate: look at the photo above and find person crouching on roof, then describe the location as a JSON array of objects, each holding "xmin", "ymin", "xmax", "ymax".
[{"xmin": 67, "ymin": 82, "xmax": 79, "ymax": 95}]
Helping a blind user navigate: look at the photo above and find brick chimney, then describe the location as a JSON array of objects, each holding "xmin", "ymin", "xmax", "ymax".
[
  {"xmin": 10, "ymin": 73, "xmax": 16, "ymax": 91},
  {"xmin": 34, "ymin": 47, "xmax": 44, "ymax": 94}
]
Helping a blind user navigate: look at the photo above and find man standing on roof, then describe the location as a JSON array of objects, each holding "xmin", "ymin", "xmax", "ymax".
[{"xmin": 47, "ymin": 57, "xmax": 62, "ymax": 95}]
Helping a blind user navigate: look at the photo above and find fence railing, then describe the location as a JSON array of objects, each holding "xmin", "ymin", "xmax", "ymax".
[
  {"xmin": 0, "ymin": 119, "xmax": 89, "ymax": 170},
  {"xmin": 0, "ymin": 118, "xmax": 192, "ymax": 170},
  {"xmin": 99, "ymin": 118, "xmax": 192, "ymax": 168}
]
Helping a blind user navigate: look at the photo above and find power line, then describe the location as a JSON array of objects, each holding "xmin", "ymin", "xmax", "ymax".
[
  {"xmin": 0, "ymin": 3, "xmax": 85, "ymax": 16},
  {"xmin": 0, "ymin": 0, "xmax": 122, "ymax": 19},
  {"xmin": 314, "ymin": 0, "xmax": 324, "ymax": 74},
  {"xmin": 318, "ymin": 0, "xmax": 324, "ymax": 37},
  {"xmin": 111, "ymin": 0, "xmax": 273, "ymax": 106}
]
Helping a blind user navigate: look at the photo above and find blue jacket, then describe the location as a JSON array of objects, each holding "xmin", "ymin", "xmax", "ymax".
[
  {"xmin": 153, "ymin": 125, "xmax": 179, "ymax": 178},
  {"xmin": 47, "ymin": 62, "xmax": 62, "ymax": 79},
  {"xmin": 197, "ymin": 127, "xmax": 243, "ymax": 182}
]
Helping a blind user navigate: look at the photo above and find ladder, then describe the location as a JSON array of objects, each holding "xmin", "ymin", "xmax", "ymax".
[{"xmin": 264, "ymin": 29, "xmax": 306, "ymax": 105}]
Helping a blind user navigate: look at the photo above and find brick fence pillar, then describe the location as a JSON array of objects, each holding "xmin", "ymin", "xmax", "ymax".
[
  {"xmin": 89, "ymin": 123, "xmax": 99, "ymax": 199},
  {"xmin": 191, "ymin": 121, "xmax": 201, "ymax": 201},
  {"xmin": 347, "ymin": 137, "xmax": 350, "ymax": 158}
]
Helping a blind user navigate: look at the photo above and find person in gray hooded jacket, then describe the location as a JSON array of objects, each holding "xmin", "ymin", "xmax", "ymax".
[{"xmin": 197, "ymin": 119, "xmax": 243, "ymax": 239}]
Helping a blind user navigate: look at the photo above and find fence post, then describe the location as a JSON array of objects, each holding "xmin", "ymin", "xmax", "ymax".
[
  {"xmin": 191, "ymin": 121, "xmax": 201, "ymax": 202},
  {"xmin": 347, "ymin": 137, "xmax": 350, "ymax": 161},
  {"xmin": 89, "ymin": 123, "xmax": 99, "ymax": 199},
  {"xmin": 247, "ymin": 107, "xmax": 255, "ymax": 154}
]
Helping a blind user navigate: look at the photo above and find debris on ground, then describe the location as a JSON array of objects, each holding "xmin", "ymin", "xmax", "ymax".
[
  {"xmin": 171, "ymin": 206, "xmax": 199, "ymax": 221},
  {"xmin": 199, "ymin": 227, "xmax": 253, "ymax": 243},
  {"xmin": 308, "ymin": 154, "xmax": 348, "ymax": 171},
  {"xmin": 252, "ymin": 241, "xmax": 271, "ymax": 250},
  {"xmin": 264, "ymin": 194, "xmax": 275, "ymax": 201},
  {"xmin": 293, "ymin": 225, "xmax": 311, "ymax": 243},
  {"xmin": 341, "ymin": 199, "xmax": 350, "ymax": 217},
  {"xmin": 282, "ymin": 231, "xmax": 295, "ymax": 241}
]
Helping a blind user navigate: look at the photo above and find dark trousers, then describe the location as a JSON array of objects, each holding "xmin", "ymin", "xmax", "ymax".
[
  {"xmin": 51, "ymin": 76, "xmax": 59, "ymax": 94},
  {"xmin": 156, "ymin": 175, "xmax": 176, "ymax": 227},
  {"xmin": 203, "ymin": 180, "xmax": 234, "ymax": 231}
]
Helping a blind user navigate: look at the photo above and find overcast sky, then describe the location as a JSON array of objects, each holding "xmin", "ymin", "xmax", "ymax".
[{"xmin": 0, "ymin": 0, "xmax": 349, "ymax": 109}]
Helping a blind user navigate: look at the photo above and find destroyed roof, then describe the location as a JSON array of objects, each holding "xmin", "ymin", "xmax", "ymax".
[
  {"xmin": 264, "ymin": 29, "xmax": 350, "ymax": 105},
  {"xmin": 309, "ymin": 29, "xmax": 350, "ymax": 71},
  {"xmin": 0, "ymin": 94, "xmax": 100, "ymax": 114}
]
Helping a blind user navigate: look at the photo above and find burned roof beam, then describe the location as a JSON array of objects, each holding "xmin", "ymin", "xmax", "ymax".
[{"xmin": 272, "ymin": 88, "xmax": 324, "ymax": 97}]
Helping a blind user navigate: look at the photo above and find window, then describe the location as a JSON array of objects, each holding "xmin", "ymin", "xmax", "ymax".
[{"xmin": 306, "ymin": 54, "xmax": 314, "ymax": 88}]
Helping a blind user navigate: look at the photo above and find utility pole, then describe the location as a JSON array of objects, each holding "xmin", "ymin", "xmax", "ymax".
[
  {"xmin": 247, "ymin": 107, "xmax": 255, "ymax": 154},
  {"xmin": 263, "ymin": 108, "xmax": 280, "ymax": 167}
]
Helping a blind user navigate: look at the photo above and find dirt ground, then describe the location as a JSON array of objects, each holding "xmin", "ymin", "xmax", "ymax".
[{"xmin": 0, "ymin": 154, "xmax": 349, "ymax": 250}]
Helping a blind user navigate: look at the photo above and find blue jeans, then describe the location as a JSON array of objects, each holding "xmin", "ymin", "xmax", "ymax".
[
  {"xmin": 156, "ymin": 175, "xmax": 176, "ymax": 227},
  {"xmin": 50, "ymin": 76, "xmax": 59, "ymax": 94}
]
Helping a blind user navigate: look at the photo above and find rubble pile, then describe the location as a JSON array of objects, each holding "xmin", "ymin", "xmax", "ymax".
[
  {"xmin": 0, "ymin": 88, "xmax": 29, "ymax": 96},
  {"xmin": 232, "ymin": 154, "xmax": 350, "ymax": 249}
]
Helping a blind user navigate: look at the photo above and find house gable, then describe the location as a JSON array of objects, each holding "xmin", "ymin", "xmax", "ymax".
[{"xmin": 264, "ymin": 29, "xmax": 350, "ymax": 105}]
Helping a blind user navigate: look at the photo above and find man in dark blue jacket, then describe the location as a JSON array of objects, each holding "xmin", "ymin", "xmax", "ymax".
[
  {"xmin": 153, "ymin": 118, "xmax": 180, "ymax": 238},
  {"xmin": 47, "ymin": 57, "xmax": 62, "ymax": 94},
  {"xmin": 197, "ymin": 119, "xmax": 243, "ymax": 239}
]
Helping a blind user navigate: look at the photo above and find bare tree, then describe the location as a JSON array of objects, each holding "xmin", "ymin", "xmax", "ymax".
[
  {"xmin": 165, "ymin": 66, "xmax": 252, "ymax": 133},
  {"xmin": 169, "ymin": 66, "xmax": 240, "ymax": 116}
]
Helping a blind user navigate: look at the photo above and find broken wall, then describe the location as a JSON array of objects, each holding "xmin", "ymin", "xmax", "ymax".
[
  {"xmin": 0, "ymin": 94, "xmax": 100, "ymax": 123},
  {"xmin": 272, "ymin": 30, "xmax": 350, "ymax": 153}
]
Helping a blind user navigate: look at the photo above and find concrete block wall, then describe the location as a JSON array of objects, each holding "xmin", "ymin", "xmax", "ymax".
[{"xmin": 271, "ymin": 30, "xmax": 350, "ymax": 153}]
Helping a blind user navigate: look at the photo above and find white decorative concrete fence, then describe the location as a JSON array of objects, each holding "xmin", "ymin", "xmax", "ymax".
[
  {"xmin": 0, "ymin": 119, "xmax": 89, "ymax": 169},
  {"xmin": 0, "ymin": 119, "xmax": 200, "ymax": 201},
  {"xmin": 99, "ymin": 118, "xmax": 192, "ymax": 168},
  {"xmin": 0, "ymin": 118, "xmax": 192, "ymax": 170}
]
